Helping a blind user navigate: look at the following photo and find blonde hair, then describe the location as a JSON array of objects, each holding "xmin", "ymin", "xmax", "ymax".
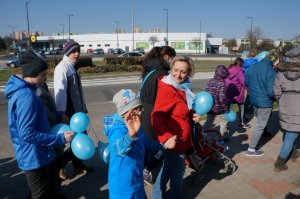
[{"xmin": 170, "ymin": 56, "xmax": 195, "ymax": 78}]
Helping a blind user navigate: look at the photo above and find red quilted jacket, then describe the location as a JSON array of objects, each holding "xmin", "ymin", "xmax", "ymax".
[{"xmin": 151, "ymin": 76, "xmax": 193, "ymax": 153}]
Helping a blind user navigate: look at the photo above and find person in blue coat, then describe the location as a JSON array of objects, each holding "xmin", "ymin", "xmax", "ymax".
[
  {"xmin": 4, "ymin": 50, "xmax": 74, "ymax": 199},
  {"xmin": 245, "ymin": 50, "xmax": 278, "ymax": 157},
  {"xmin": 103, "ymin": 89, "xmax": 161, "ymax": 199}
]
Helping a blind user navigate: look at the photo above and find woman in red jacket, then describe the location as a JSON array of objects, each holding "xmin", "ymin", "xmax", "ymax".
[{"xmin": 151, "ymin": 56, "xmax": 201, "ymax": 199}]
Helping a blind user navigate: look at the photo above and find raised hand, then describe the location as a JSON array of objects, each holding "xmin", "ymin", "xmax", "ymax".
[{"xmin": 124, "ymin": 108, "xmax": 142, "ymax": 137}]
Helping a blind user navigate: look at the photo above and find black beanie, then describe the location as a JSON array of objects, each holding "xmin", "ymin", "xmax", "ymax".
[{"xmin": 19, "ymin": 50, "xmax": 48, "ymax": 77}]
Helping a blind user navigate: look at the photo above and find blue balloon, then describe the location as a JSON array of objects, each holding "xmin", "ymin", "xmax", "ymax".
[
  {"xmin": 71, "ymin": 133, "xmax": 95, "ymax": 160},
  {"xmin": 194, "ymin": 91, "xmax": 214, "ymax": 115},
  {"xmin": 50, "ymin": 124, "xmax": 72, "ymax": 135},
  {"xmin": 98, "ymin": 141, "xmax": 110, "ymax": 164},
  {"xmin": 256, "ymin": 51, "xmax": 269, "ymax": 62},
  {"xmin": 70, "ymin": 112, "xmax": 90, "ymax": 133},
  {"xmin": 225, "ymin": 110, "xmax": 237, "ymax": 122}
]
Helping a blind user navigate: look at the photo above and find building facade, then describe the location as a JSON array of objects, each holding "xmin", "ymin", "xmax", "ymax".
[{"xmin": 37, "ymin": 32, "xmax": 223, "ymax": 54}]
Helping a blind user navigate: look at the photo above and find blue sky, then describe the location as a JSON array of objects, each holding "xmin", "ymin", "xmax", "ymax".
[{"xmin": 0, "ymin": 0, "xmax": 299, "ymax": 40}]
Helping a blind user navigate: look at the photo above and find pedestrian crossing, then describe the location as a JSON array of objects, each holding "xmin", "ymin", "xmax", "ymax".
[{"xmin": 0, "ymin": 72, "xmax": 213, "ymax": 92}]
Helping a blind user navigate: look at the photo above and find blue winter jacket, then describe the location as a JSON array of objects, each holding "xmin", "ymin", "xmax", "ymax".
[
  {"xmin": 4, "ymin": 75, "xmax": 65, "ymax": 171},
  {"xmin": 103, "ymin": 113, "xmax": 160, "ymax": 199},
  {"xmin": 245, "ymin": 59, "xmax": 277, "ymax": 108}
]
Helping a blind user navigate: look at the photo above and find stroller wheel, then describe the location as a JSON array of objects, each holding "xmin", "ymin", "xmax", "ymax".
[{"xmin": 225, "ymin": 162, "xmax": 237, "ymax": 174}]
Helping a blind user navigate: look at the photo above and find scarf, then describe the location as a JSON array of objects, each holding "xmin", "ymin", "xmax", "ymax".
[{"xmin": 162, "ymin": 74, "xmax": 195, "ymax": 110}]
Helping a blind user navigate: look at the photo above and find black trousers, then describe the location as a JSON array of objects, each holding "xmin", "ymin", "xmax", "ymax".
[{"xmin": 25, "ymin": 160, "xmax": 60, "ymax": 199}]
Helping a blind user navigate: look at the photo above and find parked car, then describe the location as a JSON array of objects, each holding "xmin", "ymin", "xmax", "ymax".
[
  {"xmin": 107, "ymin": 48, "xmax": 115, "ymax": 54},
  {"xmin": 86, "ymin": 49, "xmax": 93, "ymax": 54},
  {"xmin": 6, "ymin": 52, "xmax": 47, "ymax": 68},
  {"xmin": 113, "ymin": 48, "xmax": 125, "ymax": 55},
  {"xmin": 93, "ymin": 48, "xmax": 104, "ymax": 55},
  {"xmin": 118, "ymin": 52, "xmax": 143, "ymax": 57},
  {"xmin": 6, "ymin": 57, "xmax": 19, "ymax": 68},
  {"xmin": 135, "ymin": 47, "xmax": 145, "ymax": 54}
]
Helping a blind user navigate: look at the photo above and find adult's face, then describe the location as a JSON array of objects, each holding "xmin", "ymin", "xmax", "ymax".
[{"xmin": 170, "ymin": 60, "xmax": 190, "ymax": 84}]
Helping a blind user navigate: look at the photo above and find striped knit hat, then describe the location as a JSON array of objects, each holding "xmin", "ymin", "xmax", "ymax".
[{"xmin": 63, "ymin": 41, "xmax": 80, "ymax": 56}]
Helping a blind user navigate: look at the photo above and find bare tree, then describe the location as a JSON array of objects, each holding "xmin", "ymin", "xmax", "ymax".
[
  {"xmin": 149, "ymin": 36, "xmax": 159, "ymax": 48},
  {"xmin": 192, "ymin": 38, "xmax": 201, "ymax": 54},
  {"xmin": 206, "ymin": 33, "xmax": 213, "ymax": 38},
  {"xmin": 256, "ymin": 39, "xmax": 275, "ymax": 51},
  {"xmin": 223, "ymin": 38, "xmax": 237, "ymax": 53},
  {"xmin": 246, "ymin": 27, "xmax": 264, "ymax": 50}
]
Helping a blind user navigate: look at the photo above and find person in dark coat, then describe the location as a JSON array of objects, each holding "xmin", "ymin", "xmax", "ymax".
[
  {"xmin": 140, "ymin": 46, "xmax": 176, "ymax": 185},
  {"xmin": 273, "ymin": 48, "xmax": 300, "ymax": 172}
]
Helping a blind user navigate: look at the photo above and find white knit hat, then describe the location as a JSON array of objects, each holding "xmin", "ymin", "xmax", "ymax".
[{"xmin": 113, "ymin": 89, "xmax": 142, "ymax": 116}]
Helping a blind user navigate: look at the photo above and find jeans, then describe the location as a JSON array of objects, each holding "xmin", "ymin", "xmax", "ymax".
[
  {"xmin": 279, "ymin": 132, "xmax": 299, "ymax": 159},
  {"xmin": 153, "ymin": 151, "xmax": 185, "ymax": 199}
]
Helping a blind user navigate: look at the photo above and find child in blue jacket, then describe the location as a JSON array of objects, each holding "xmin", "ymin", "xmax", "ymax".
[{"xmin": 103, "ymin": 89, "xmax": 160, "ymax": 199}]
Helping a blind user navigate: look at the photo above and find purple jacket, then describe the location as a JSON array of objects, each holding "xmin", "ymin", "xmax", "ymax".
[{"xmin": 225, "ymin": 66, "xmax": 247, "ymax": 104}]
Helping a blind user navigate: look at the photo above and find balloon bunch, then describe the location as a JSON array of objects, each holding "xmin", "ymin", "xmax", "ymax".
[{"xmin": 69, "ymin": 112, "xmax": 95, "ymax": 160}]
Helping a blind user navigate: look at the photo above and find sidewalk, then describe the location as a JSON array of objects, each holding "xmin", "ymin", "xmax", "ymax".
[{"xmin": 1, "ymin": 110, "xmax": 300, "ymax": 198}]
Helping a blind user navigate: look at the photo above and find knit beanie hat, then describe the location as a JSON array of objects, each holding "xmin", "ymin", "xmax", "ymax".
[
  {"xmin": 64, "ymin": 41, "xmax": 80, "ymax": 56},
  {"xmin": 19, "ymin": 50, "xmax": 48, "ymax": 77},
  {"xmin": 112, "ymin": 89, "xmax": 142, "ymax": 116}
]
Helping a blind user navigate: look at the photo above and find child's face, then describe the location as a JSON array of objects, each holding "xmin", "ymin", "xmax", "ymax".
[
  {"xmin": 68, "ymin": 49, "xmax": 80, "ymax": 63},
  {"xmin": 30, "ymin": 69, "xmax": 48, "ymax": 85}
]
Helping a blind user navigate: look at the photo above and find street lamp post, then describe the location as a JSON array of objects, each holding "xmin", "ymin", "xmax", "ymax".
[
  {"xmin": 9, "ymin": 26, "xmax": 17, "ymax": 51},
  {"xmin": 26, "ymin": 1, "xmax": 31, "ymax": 49},
  {"xmin": 163, "ymin": 8, "xmax": 169, "ymax": 46},
  {"xmin": 114, "ymin": 21, "xmax": 120, "ymax": 48},
  {"xmin": 60, "ymin": 24, "xmax": 66, "ymax": 40},
  {"xmin": 247, "ymin": 16, "xmax": 253, "ymax": 50},
  {"xmin": 68, "ymin": 14, "xmax": 74, "ymax": 41},
  {"xmin": 132, "ymin": 0, "xmax": 135, "ymax": 51},
  {"xmin": 199, "ymin": 20, "xmax": 202, "ymax": 54}
]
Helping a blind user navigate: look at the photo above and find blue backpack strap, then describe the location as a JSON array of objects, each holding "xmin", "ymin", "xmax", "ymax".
[{"xmin": 140, "ymin": 69, "xmax": 157, "ymax": 90}]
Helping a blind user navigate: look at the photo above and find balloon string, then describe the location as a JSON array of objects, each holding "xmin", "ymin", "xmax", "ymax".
[{"xmin": 88, "ymin": 123, "xmax": 100, "ymax": 141}]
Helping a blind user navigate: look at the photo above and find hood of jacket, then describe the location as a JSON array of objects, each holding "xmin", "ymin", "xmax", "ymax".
[
  {"xmin": 227, "ymin": 66, "xmax": 242, "ymax": 80},
  {"xmin": 143, "ymin": 58, "xmax": 169, "ymax": 72},
  {"xmin": 277, "ymin": 61, "xmax": 300, "ymax": 81},
  {"xmin": 214, "ymin": 65, "xmax": 229, "ymax": 79},
  {"xmin": 5, "ymin": 75, "xmax": 37, "ymax": 100},
  {"xmin": 103, "ymin": 113, "xmax": 125, "ymax": 138}
]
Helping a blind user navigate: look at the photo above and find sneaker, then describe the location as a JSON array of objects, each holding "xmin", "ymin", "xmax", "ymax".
[
  {"xmin": 73, "ymin": 163, "xmax": 94, "ymax": 175},
  {"xmin": 239, "ymin": 123, "xmax": 251, "ymax": 129},
  {"xmin": 59, "ymin": 168, "xmax": 68, "ymax": 180},
  {"xmin": 245, "ymin": 150, "xmax": 264, "ymax": 157},
  {"xmin": 143, "ymin": 169, "xmax": 154, "ymax": 186}
]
